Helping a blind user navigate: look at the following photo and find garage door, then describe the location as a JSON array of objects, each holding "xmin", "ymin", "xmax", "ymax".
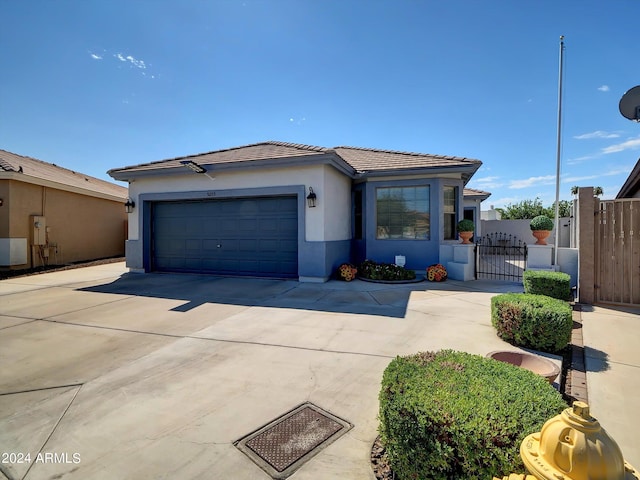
[{"xmin": 152, "ymin": 196, "xmax": 298, "ymax": 277}]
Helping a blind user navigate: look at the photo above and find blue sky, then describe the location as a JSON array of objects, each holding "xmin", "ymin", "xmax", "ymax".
[{"xmin": 2, "ymin": 1, "xmax": 639, "ymax": 207}]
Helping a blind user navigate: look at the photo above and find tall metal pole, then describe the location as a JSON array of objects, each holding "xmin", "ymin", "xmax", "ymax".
[{"xmin": 553, "ymin": 35, "xmax": 565, "ymax": 266}]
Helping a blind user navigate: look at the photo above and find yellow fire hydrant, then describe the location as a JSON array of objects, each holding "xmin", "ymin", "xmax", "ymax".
[{"xmin": 495, "ymin": 401, "xmax": 639, "ymax": 480}]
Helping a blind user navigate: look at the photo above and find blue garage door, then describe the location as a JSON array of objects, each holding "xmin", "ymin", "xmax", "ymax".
[{"xmin": 152, "ymin": 196, "xmax": 298, "ymax": 277}]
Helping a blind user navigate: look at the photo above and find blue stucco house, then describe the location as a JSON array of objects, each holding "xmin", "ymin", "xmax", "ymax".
[{"xmin": 108, "ymin": 141, "xmax": 484, "ymax": 282}]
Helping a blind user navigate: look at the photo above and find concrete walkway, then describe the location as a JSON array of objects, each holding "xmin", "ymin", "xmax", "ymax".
[
  {"xmin": 581, "ymin": 304, "xmax": 640, "ymax": 467},
  {"xmin": 0, "ymin": 262, "xmax": 631, "ymax": 479}
]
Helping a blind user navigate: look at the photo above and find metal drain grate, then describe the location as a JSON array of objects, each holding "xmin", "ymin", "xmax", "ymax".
[{"xmin": 235, "ymin": 402, "xmax": 352, "ymax": 479}]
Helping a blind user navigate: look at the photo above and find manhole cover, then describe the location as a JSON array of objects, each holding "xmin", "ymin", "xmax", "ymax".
[{"xmin": 235, "ymin": 402, "xmax": 352, "ymax": 479}]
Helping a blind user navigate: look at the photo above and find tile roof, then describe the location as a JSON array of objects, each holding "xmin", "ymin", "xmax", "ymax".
[
  {"xmin": 110, "ymin": 141, "xmax": 330, "ymax": 174},
  {"xmin": 0, "ymin": 149, "xmax": 128, "ymax": 200},
  {"xmin": 109, "ymin": 141, "xmax": 482, "ymax": 183},
  {"xmin": 334, "ymin": 146, "xmax": 481, "ymax": 173},
  {"xmin": 463, "ymin": 187, "xmax": 491, "ymax": 199}
]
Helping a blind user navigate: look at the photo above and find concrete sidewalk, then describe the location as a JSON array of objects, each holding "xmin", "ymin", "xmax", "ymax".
[
  {"xmin": 581, "ymin": 304, "xmax": 640, "ymax": 467},
  {"xmin": 0, "ymin": 262, "xmax": 632, "ymax": 479}
]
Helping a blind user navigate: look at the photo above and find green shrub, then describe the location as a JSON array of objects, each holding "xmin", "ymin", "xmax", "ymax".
[
  {"xmin": 456, "ymin": 219, "xmax": 475, "ymax": 232},
  {"xmin": 530, "ymin": 215, "xmax": 554, "ymax": 231},
  {"xmin": 379, "ymin": 350, "xmax": 566, "ymax": 480},
  {"xmin": 523, "ymin": 270, "xmax": 572, "ymax": 301},
  {"xmin": 358, "ymin": 259, "xmax": 416, "ymax": 281},
  {"xmin": 491, "ymin": 293, "xmax": 572, "ymax": 352}
]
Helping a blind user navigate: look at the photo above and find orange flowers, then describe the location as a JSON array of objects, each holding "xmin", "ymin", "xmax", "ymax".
[
  {"xmin": 426, "ymin": 264, "xmax": 447, "ymax": 282},
  {"xmin": 338, "ymin": 263, "xmax": 358, "ymax": 281}
]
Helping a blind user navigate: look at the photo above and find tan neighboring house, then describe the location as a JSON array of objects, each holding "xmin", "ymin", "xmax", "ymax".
[{"xmin": 0, "ymin": 149, "xmax": 128, "ymax": 271}]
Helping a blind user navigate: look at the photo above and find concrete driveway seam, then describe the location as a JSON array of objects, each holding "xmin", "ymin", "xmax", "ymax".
[
  {"xmin": 19, "ymin": 384, "xmax": 83, "ymax": 480},
  {"xmin": 44, "ymin": 318, "xmax": 397, "ymax": 360},
  {"xmin": 0, "ymin": 319, "xmax": 37, "ymax": 331},
  {"xmin": 0, "ymin": 383, "xmax": 83, "ymax": 397}
]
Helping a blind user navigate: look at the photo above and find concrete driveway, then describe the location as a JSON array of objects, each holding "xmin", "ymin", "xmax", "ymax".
[{"xmin": 1, "ymin": 262, "xmax": 540, "ymax": 480}]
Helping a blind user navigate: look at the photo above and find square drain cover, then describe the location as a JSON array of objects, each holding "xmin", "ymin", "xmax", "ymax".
[{"xmin": 235, "ymin": 402, "xmax": 352, "ymax": 479}]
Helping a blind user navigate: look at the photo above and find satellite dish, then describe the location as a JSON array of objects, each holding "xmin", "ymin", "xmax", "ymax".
[{"xmin": 619, "ymin": 85, "xmax": 640, "ymax": 122}]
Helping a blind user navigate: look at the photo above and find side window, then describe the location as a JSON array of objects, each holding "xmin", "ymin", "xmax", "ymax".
[{"xmin": 443, "ymin": 186, "xmax": 458, "ymax": 240}]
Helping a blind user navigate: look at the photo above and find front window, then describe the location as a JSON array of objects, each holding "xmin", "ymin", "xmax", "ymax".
[
  {"xmin": 443, "ymin": 186, "xmax": 458, "ymax": 240},
  {"xmin": 376, "ymin": 186, "xmax": 430, "ymax": 239}
]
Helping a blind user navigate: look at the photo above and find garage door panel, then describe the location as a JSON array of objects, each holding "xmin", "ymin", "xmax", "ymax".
[
  {"xmin": 259, "ymin": 220, "xmax": 278, "ymax": 233},
  {"xmin": 152, "ymin": 196, "xmax": 298, "ymax": 277},
  {"xmin": 185, "ymin": 219, "xmax": 203, "ymax": 235},
  {"xmin": 155, "ymin": 218, "xmax": 186, "ymax": 235},
  {"xmin": 278, "ymin": 218, "xmax": 298, "ymax": 232},
  {"xmin": 155, "ymin": 239, "xmax": 185, "ymax": 255},
  {"xmin": 238, "ymin": 239, "xmax": 258, "ymax": 251},
  {"xmin": 279, "ymin": 239, "xmax": 298, "ymax": 253},
  {"xmin": 239, "ymin": 218, "xmax": 257, "ymax": 231},
  {"xmin": 202, "ymin": 239, "xmax": 220, "ymax": 252}
]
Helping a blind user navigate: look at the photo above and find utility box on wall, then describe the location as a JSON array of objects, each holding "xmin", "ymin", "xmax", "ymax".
[{"xmin": 31, "ymin": 216, "xmax": 47, "ymax": 245}]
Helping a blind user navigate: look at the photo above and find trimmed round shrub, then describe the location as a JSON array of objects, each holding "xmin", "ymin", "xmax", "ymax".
[
  {"xmin": 523, "ymin": 270, "xmax": 572, "ymax": 301},
  {"xmin": 530, "ymin": 215, "xmax": 554, "ymax": 231},
  {"xmin": 491, "ymin": 293, "xmax": 572, "ymax": 352},
  {"xmin": 456, "ymin": 219, "xmax": 475, "ymax": 232},
  {"xmin": 379, "ymin": 350, "xmax": 566, "ymax": 480}
]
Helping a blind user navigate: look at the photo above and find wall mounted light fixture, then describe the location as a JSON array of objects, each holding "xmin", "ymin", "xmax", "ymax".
[
  {"xmin": 124, "ymin": 198, "xmax": 135, "ymax": 213},
  {"xmin": 306, "ymin": 187, "xmax": 317, "ymax": 208},
  {"xmin": 0, "ymin": 198, "xmax": 3, "ymax": 206}
]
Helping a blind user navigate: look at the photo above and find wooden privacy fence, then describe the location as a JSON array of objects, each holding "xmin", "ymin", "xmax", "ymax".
[{"xmin": 595, "ymin": 199, "xmax": 640, "ymax": 305}]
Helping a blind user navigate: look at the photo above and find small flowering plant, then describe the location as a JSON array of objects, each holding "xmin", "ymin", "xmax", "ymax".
[
  {"xmin": 358, "ymin": 259, "xmax": 416, "ymax": 281},
  {"xmin": 337, "ymin": 263, "xmax": 358, "ymax": 281},
  {"xmin": 426, "ymin": 264, "xmax": 447, "ymax": 282}
]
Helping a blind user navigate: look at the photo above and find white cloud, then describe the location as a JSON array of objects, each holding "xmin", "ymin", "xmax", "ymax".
[
  {"xmin": 115, "ymin": 53, "xmax": 146, "ymax": 69},
  {"xmin": 566, "ymin": 154, "xmax": 598, "ymax": 165},
  {"xmin": 474, "ymin": 175, "xmax": 500, "ymax": 182},
  {"xmin": 562, "ymin": 174, "xmax": 598, "ymax": 183},
  {"xmin": 508, "ymin": 175, "xmax": 556, "ymax": 189},
  {"xmin": 470, "ymin": 175, "xmax": 503, "ymax": 189},
  {"xmin": 602, "ymin": 136, "xmax": 640, "ymax": 154},
  {"xmin": 563, "ymin": 167, "xmax": 631, "ymax": 184},
  {"xmin": 598, "ymin": 85, "xmax": 610, "ymax": 92},
  {"xmin": 573, "ymin": 130, "xmax": 620, "ymax": 140},
  {"xmin": 489, "ymin": 196, "xmax": 521, "ymax": 209},
  {"xmin": 90, "ymin": 52, "xmax": 103, "ymax": 60}
]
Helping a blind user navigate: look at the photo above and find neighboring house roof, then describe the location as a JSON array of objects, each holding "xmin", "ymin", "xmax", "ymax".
[
  {"xmin": 0, "ymin": 149, "xmax": 127, "ymax": 201},
  {"xmin": 108, "ymin": 140, "xmax": 482, "ymax": 184},
  {"xmin": 616, "ymin": 158, "xmax": 640, "ymax": 198},
  {"xmin": 463, "ymin": 187, "xmax": 491, "ymax": 201}
]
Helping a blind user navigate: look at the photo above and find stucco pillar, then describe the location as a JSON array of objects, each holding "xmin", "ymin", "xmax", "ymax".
[{"xmin": 577, "ymin": 187, "xmax": 595, "ymax": 304}]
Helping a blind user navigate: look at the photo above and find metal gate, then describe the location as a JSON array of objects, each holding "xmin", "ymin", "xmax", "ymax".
[{"xmin": 475, "ymin": 233, "xmax": 527, "ymax": 281}]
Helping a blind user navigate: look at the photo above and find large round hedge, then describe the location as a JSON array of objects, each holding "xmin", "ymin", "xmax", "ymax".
[
  {"xmin": 491, "ymin": 293, "xmax": 572, "ymax": 353},
  {"xmin": 379, "ymin": 350, "xmax": 566, "ymax": 480}
]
